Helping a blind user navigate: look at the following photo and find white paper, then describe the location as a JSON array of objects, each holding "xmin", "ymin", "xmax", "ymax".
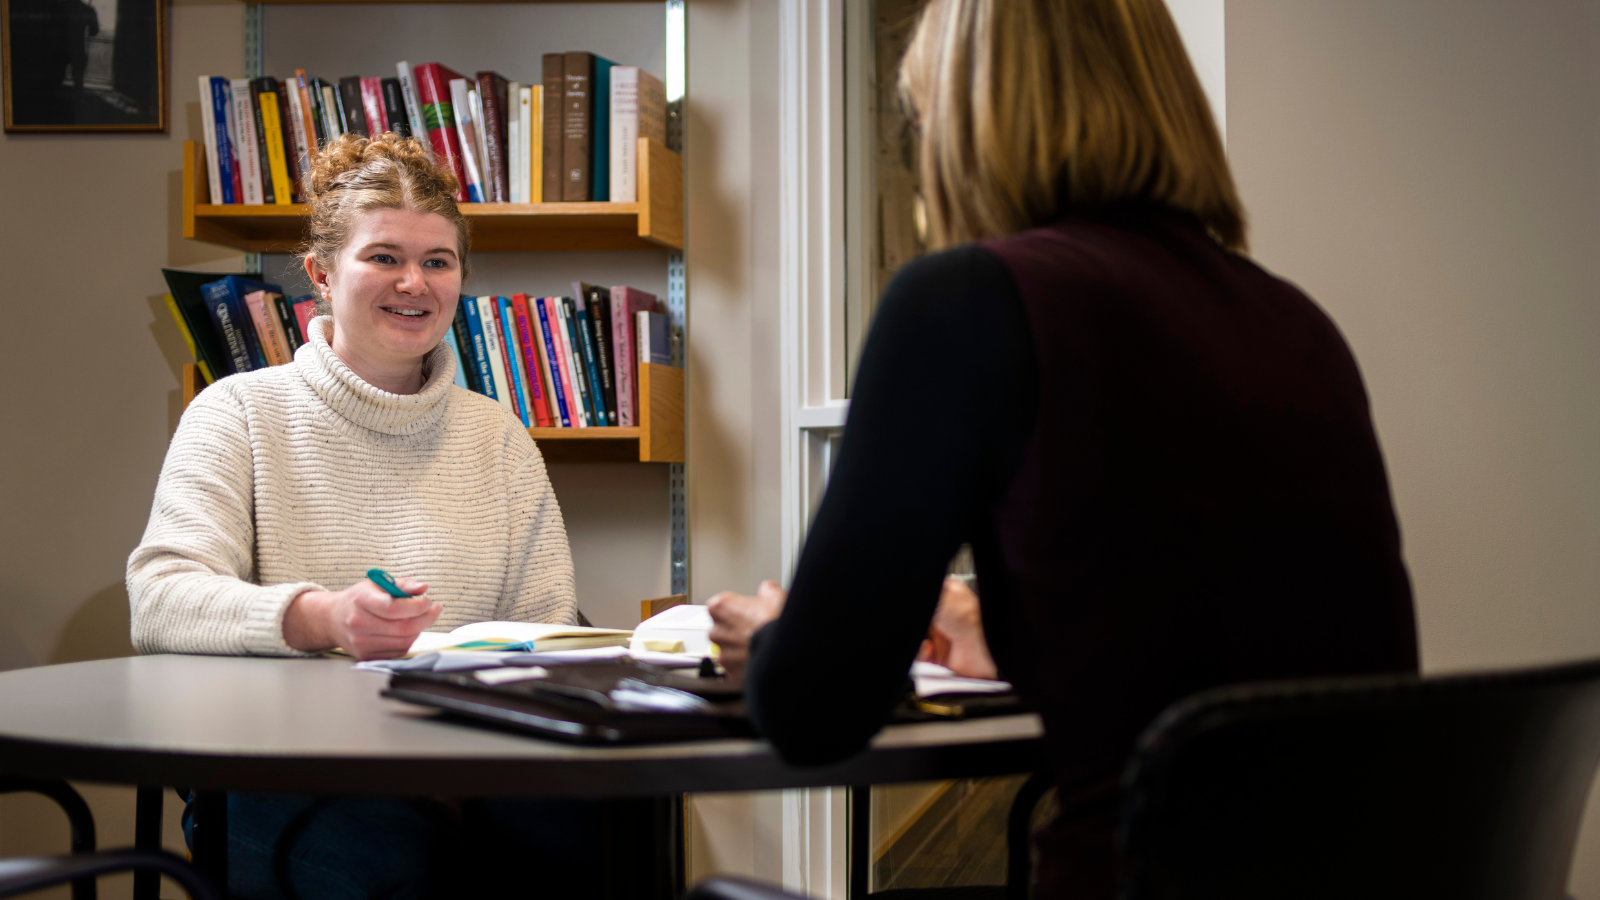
[
  {"xmin": 474, "ymin": 666, "xmax": 549, "ymax": 685},
  {"xmin": 910, "ymin": 662, "xmax": 1012, "ymax": 698},
  {"xmin": 408, "ymin": 621, "xmax": 631, "ymax": 655},
  {"xmin": 630, "ymin": 604, "xmax": 714, "ymax": 657}
]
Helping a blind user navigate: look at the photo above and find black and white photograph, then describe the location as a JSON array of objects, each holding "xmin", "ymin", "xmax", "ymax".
[{"xmin": 1, "ymin": 0, "xmax": 165, "ymax": 131}]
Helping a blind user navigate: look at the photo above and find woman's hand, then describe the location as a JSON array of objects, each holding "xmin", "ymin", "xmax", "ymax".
[
  {"xmin": 707, "ymin": 580, "xmax": 788, "ymax": 675},
  {"xmin": 917, "ymin": 577, "xmax": 998, "ymax": 679},
  {"xmin": 283, "ymin": 577, "xmax": 442, "ymax": 660}
]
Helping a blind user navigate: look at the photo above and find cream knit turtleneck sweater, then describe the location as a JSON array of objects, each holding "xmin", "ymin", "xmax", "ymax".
[{"xmin": 127, "ymin": 317, "xmax": 576, "ymax": 656}]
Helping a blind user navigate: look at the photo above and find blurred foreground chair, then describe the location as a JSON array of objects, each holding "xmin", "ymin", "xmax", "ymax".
[
  {"xmin": 0, "ymin": 777, "xmax": 217, "ymax": 900},
  {"xmin": 690, "ymin": 657, "xmax": 1600, "ymax": 900}
]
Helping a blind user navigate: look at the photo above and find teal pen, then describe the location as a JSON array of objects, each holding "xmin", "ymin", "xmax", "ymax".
[{"xmin": 366, "ymin": 568, "xmax": 411, "ymax": 599}]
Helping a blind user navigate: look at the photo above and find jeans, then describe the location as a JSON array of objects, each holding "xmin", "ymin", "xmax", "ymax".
[{"xmin": 183, "ymin": 793, "xmax": 603, "ymax": 900}]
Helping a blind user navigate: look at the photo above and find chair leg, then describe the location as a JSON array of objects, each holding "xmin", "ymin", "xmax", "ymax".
[
  {"xmin": 133, "ymin": 786, "xmax": 163, "ymax": 900},
  {"xmin": 0, "ymin": 776, "xmax": 98, "ymax": 900},
  {"xmin": 849, "ymin": 786, "xmax": 871, "ymax": 899},
  {"xmin": 1006, "ymin": 772, "xmax": 1053, "ymax": 900},
  {"xmin": 191, "ymin": 791, "xmax": 229, "ymax": 895}
]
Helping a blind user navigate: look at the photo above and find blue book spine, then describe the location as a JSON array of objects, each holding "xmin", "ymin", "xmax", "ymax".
[
  {"xmin": 562, "ymin": 298, "xmax": 598, "ymax": 425},
  {"xmin": 203, "ymin": 276, "xmax": 280, "ymax": 372},
  {"xmin": 573, "ymin": 299, "xmax": 609, "ymax": 426},
  {"xmin": 440, "ymin": 328, "xmax": 470, "ymax": 389},
  {"xmin": 201, "ymin": 281, "xmax": 253, "ymax": 375},
  {"xmin": 591, "ymin": 57, "xmax": 614, "ymax": 202},
  {"xmin": 498, "ymin": 298, "xmax": 532, "ymax": 427},
  {"xmin": 459, "ymin": 295, "xmax": 497, "ymax": 401},
  {"xmin": 208, "ymin": 78, "xmax": 237, "ymax": 204},
  {"xmin": 535, "ymin": 298, "xmax": 572, "ymax": 428}
]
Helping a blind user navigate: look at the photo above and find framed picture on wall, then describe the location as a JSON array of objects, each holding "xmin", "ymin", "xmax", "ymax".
[{"xmin": 1, "ymin": 0, "xmax": 166, "ymax": 132}]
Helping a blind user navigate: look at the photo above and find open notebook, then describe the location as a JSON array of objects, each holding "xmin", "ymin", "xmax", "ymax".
[{"xmin": 407, "ymin": 621, "xmax": 632, "ymax": 656}]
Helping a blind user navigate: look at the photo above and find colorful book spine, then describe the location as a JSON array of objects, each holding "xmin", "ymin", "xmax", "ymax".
[
  {"xmin": 542, "ymin": 54, "xmax": 564, "ymax": 203},
  {"xmin": 199, "ymin": 77, "xmax": 228, "ymax": 203},
  {"xmin": 609, "ymin": 286, "xmax": 658, "ymax": 426},
  {"xmin": 548, "ymin": 297, "xmax": 585, "ymax": 427},
  {"xmin": 202, "ymin": 276, "xmax": 278, "ymax": 374},
  {"xmin": 561, "ymin": 297, "xmax": 598, "ymax": 426},
  {"xmin": 338, "ymin": 77, "xmax": 366, "ymax": 136},
  {"xmin": 163, "ymin": 294, "xmax": 214, "ymax": 384},
  {"xmin": 638, "ymin": 310, "xmax": 672, "ymax": 365},
  {"xmin": 470, "ymin": 87, "xmax": 491, "ymax": 198},
  {"xmin": 535, "ymin": 297, "xmax": 574, "ymax": 428},
  {"xmin": 273, "ymin": 293, "xmax": 304, "ymax": 353},
  {"xmin": 587, "ymin": 287, "xmax": 618, "ymax": 425},
  {"xmin": 413, "ymin": 63, "xmax": 470, "ymax": 202},
  {"xmin": 590, "ymin": 56, "xmax": 614, "ymax": 202},
  {"xmin": 459, "ymin": 295, "xmax": 498, "ymax": 401},
  {"xmin": 360, "ymin": 77, "xmax": 386, "ymax": 136},
  {"xmin": 525, "ymin": 86, "xmax": 540, "ymax": 203},
  {"xmin": 476, "ymin": 71, "xmax": 510, "ymax": 203},
  {"xmin": 292, "ymin": 297, "xmax": 319, "ymax": 343},
  {"xmin": 450, "ymin": 302, "xmax": 482, "ymax": 394},
  {"xmin": 219, "ymin": 79, "xmax": 244, "ymax": 203},
  {"xmin": 511, "ymin": 294, "xmax": 553, "ymax": 426},
  {"xmin": 298, "ymin": 72, "xmax": 325, "ymax": 149},
  {"xmin": 381, "ymin": 77, "xmax": 410, "ymax": 137},
  {"xmin": 441, "ymin": 327, "xmax": 470, "ymax": 390},
  {"xmin": 572, "ymin": 292, "xmax": 610, "ymax": 425},
  {"xmin": 318, "ymin": 84, "xmax": 341, "ymax": 143},
  {"xmin": 230, "ymin": 79, "xmax": 263, "ymax": 204},
  {"xmin": 243, "ymin": 290, "xmax": 292, "ymax": 366},
  {"xmin": 497, "ymin": 298, "xmax": 532, "ymax": 426},
  {"xmin": 253, "ymin": 81, "xmax": 292, "ymax": 205},
  {"xmin": 448, "ymin": 78, "xmax": 487, "ymax": 203},
  {"xmin": 396, "ymin": 62, "xmax": 428, "ymax": 144},
  {"xmin": 283, "ymin": 81, "xmax": 312, "ymax": 199},
  {"xmin": 561, "ymin": 52, "xmax": 593, "ymax": 202},
  {"xmin": 246, "ymin": 80, "xmax": 277, "ymax": 204},
  {"xmin": 476, "ymin": 296, "xmax": 515, "ymax": 415}
]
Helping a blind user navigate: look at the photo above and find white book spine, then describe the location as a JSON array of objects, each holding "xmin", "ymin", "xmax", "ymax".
[
  {"xmin": 319, "ymin": 85, "xmax": 341, "ymax": 142},
  {"xmin": 637, "ymin": 310, "xmax": 650, "ymax": 365},
  {"xmin": 283, "ymin": 83, "xmax": 312, "ymax": 198},
  {"xmin": 477, "ymin": 297, "xmax": 516, "ymax": 415},
  {"xmin": 396, "ymin": 62, "xmax": 428, "ymax": 146},
  {"xmin": 198, "ymin": 76, "xmax": 224, "ymax": 204},
  {"xmin": 231, "ymin": 78, "xmax": 264, "ymax": 205},
  {"xmin": 507, "ymin": 82, "xmax": 522, "ymax": 203},
  {"xmin": 469, "ymin": 86, "xmax": 491, "ymax": 198},
  {"xmin": 520, "ymin": 87, "xmax": 534, "ymax": 204},
  {"xmin": 610, "ymin": 67, "xmax": 640, "ymax": 203},
  {"xmin": 448, "ymin": 79, "xmax": 486, "ymax": 202}
]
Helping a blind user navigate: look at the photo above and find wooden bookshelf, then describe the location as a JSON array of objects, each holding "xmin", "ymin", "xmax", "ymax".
[
  {"xmin": 181, "ymin": 137, "xmax": 684, "ymax": 253},
  {"xmin": 181, "ymin": 361, "xmax": 683, "ymax": 464}
]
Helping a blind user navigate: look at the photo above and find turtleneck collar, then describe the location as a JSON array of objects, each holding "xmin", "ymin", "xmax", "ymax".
[{"xmin": 295, "ymin": 316, "xmax": 457, "ymax": 436}]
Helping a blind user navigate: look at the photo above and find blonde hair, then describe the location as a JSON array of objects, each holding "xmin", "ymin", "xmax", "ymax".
[
  {"xmin": 301, "ymin": 132, "xmax": 472, "ymax": 289},
  {"xmin": 900, "ymin": 0, "xmax": 1246, "ymax": 252}
]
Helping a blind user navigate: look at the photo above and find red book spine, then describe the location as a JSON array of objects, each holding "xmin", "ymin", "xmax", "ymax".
[
  {"xmin": 360, "ymin": 77, "xmax": 386, "ymax": 137},
  {"xmin": 511, "ymin": 294, "xmax": 553, "ymax": 426},
  {"xmin": 413, "ymin": 63, "xmax": 469, "ymax": 202},
  {"xmin": 293, "ymin": 298, "xmax": 318, "ymax": 341}
]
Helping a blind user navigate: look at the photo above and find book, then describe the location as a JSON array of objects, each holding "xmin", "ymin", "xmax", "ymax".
[
  {"xmin": 582, "ymin": 284, "xmax": 618, "ymax": 425},
  {"xmin": 470, "ymin": 87, "xmax": 489, "ymax": 190},
  {"xmin": 230, "ymin": 78, "xmax": 264, "ymax": 204},
  {"xmin": 338, "ymin": 76, "xmax": 366, "ymax": 136},
  {"xmin": 450, "ymin": 302, "xmax": 482, "ymax": 394},
  {"xmin": 202, "ymin": 276, "xmax": 281, "ymax": 374},
  {"xmin": 637, "ymin": 310, "xmax": 671, "ymax": 366},
  {"xmin": 263, "ymin": 77, "xmax": 302, "ymax": 202},
  {"xmin": 448, "ymin": 78, "xmax": 488, "ymax": 203},
  {"xmin": 243, "ymin": 289, "xmax": 293, "ymax": 366},
  {"xmin": 561, "ymin": 296, "xmax": 599, "ymax": 426},
  {"xmin": 292, "ymin": 296, "xmax": 319, "ymax": 344},
  {"xmin": 561, "ymin": 51, "xmax": 594, "ymax": 202},
  {"xmin": 246, "ymin": 80, "xmax": 278, "ymax": 204},
  {"xmin": 476, "ymin": 296, "xmax": 515, "ymax": 415},
  {"xmin": 497, "ymin": 297, "xmax": 532, "ymax": 426},
  {"xmin": 198, "ymin": 77, "xmax": 230, "ymax": 204},
  {"xmin": 507, "ymin": 83, "xmax": 522, "ymax": 204},
  {"xmin": 297, "ymin": 72, "xmax": 325, "ymax": 149},
  {"xmin": 319, "ymin": 84, "xmax": 342, "ymax": 143},
  {"xmin": 283, "ymin": 79, "xmax": 312, "ymax": 199},
  {"xmin": 541, "ymin": 54, "xmax": 564, "ymax": 203},
  {"xmin": 251, "ymin": 79, "xmax": 293, "ymax": 205},
  {"xmin": 572, "ymin": 293, "xmax": 610, "ymax": 425},
  {"xmin": 360, "ymin": 76, "xmax": 386, "ymax": 137},
  {"xmin": 413, "ymin": 63, "xmax": 470, "ymax": 202},
  {"xmin": 609, "ymin": 67, "xmax": 667, "ymax": 203},
  {"xmin": 525, "ymin": 86, "xmax": 541, "ymax": 203},
  {"xmin": 609, "ymin": 286, "xmax": 659, "ymax": 426},
  {"xmin": 219, "ymin": 79, "xmax": 245, "ymax": 203},
  {"xmin": 510, "ymin": 294, "xmax": 553, "ymax": 426},
  {"xmin": 381, "ymin": 77, "xmax": 410, "ymax": 138},
  {"xmin": 476, "ymin": 71, "xmax": 510, "ymax": 202},
  {"xmin": 396, "ymin": 62, "xmax": 428, "ymax": 144},
  {"xmin": 161, "ymin": 269, "xmax": 252, "ymax": 380},
  {"xmin": 407, "ymin": 621, "xmax": 631, "ymax": 656},
  {"xmin": 548, "ymin": 296, "xmax": 586, "ymax": 426},
  {"xmin": 273, "ymin": 293, "xmax": 304, "ymax": 353},
  {"xmin": 535, "ymin": 297, "xmax": 573, "ymax": 427},
  {"xmin": 590, "ymin": 56, "xmax": 615, "ymax": 202},
  {"xmin": 440, "ymin": 327, "xmax": 470, "ymax": 390},
  {"xmin": 162, "ymin": 294, "xmax": 214, "ymax": 384},
  {"xmin": 459, "ymin": 295, "xmax": 498, "ymax": 401}
]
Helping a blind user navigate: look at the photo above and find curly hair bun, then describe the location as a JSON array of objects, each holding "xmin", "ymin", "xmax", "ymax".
[{"xmin": 300, "ymin": 131, "xmax": 472, "ymax": 280}]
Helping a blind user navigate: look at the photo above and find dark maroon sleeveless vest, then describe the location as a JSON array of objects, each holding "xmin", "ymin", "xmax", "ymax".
[{"xmin": 976, "ymin": 208, "xmax": 1418, "ymax": 899}]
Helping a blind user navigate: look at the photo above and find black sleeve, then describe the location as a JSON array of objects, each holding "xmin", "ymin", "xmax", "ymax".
[{"xmin": 744, "ymin": 244, "xmax": 1038, "ymax": 765}]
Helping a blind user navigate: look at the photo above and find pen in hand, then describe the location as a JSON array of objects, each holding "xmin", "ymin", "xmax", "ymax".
[{"xmin": 367, "ymin": 568, "xmax": 413, "ymax": 599}]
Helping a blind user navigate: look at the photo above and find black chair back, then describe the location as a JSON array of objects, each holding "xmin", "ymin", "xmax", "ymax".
[{"xmin": 1118, "ymin": 658, "xmax": 1600, "ymax": 900}]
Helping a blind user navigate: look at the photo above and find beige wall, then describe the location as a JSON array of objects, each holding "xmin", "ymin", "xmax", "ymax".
[{"xmin": 1227, "ymin": 0, "xmax": 1600, "ymax": 892}]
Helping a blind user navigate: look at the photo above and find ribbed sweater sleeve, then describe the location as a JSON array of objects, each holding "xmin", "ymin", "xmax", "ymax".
[
  {"xmin": 498, "ymin": 452, "xmax": 579, "ymax": 625},
  {"xmin": 127, "ymin": 388, "xmax": 321, "ymax": 656}
]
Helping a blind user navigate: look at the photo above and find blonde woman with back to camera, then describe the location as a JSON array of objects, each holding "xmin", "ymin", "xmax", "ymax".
[
  {"xmin": 707, "ymin": 1, "xmax": 1419, "ymax": 897},
  {"xmin": 127, "ymin": 133, "xmax": 594, "ymax": 899}
]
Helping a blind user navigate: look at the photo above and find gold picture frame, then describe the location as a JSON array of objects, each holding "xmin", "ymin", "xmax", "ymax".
[{"xmin": 2, "ymin": 0, "xmax": 167, "ymax": 132}]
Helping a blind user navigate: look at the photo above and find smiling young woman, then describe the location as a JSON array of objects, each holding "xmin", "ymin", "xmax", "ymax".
[{"xmin": 126, "ymin": 133, "xmax": 585, "ymax": 897}]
